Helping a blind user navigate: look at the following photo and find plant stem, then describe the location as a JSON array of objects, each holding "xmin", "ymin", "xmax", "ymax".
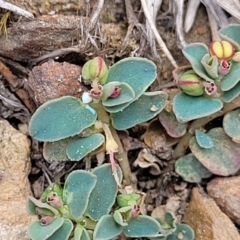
[
  {"xmin": 173, "ymin": 96, "xmax": 240, "ymax": 159},
  {"xmin": 90, "ymin": 101, "xmax": 134, "ymax": 187}
]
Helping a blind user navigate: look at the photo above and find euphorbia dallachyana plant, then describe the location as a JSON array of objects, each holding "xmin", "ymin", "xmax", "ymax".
[
  {"xmin": 27, "ymin": 23, "xmax": 240, "ymax": 240},
  {"xmin": 27, "ymin": 163, "xmax": 194, "ymax": 240},
  {"xmin": 29, "ymin": 56, "xmax": 168, "ymax": 185}
]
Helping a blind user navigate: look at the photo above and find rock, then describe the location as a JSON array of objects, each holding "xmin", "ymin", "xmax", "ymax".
[
  {"xmin": 207, "ymin": 176, "xmax": 240, "ymax": 225},
  {"xmin": 28, "ymin": 61, "xmax": 86, "ymax": 105},
  {"xmin": 184, "ymin": 188, "xmax": 240, "ymax": 240},
  {"xmin": 0, "ymin": 120, "xmax": 37, "ymax": 240}
]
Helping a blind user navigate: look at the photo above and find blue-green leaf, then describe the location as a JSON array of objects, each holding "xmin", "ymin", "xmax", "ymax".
[
  {"xmin": 63, "ymin": 171, "xmax": 97, "ymax": 219},
  {"xmin": 195, "ymin": 130, "xmax": 213, "ymax": 148},
  {"xmin": 172, "ymin": 92, "xmax": 223, "ymax": 123},
  {"xmin": 29, "ymin": 96, "xmax": 97, "ymax": 142}
]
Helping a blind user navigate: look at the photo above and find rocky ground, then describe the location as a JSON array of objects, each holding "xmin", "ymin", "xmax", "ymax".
[{"xmin": 0, "ymin": 0, "xmax": 240, "ymax": 239}]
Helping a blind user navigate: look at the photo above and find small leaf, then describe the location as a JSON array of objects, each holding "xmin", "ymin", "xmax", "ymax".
[
  {"xmin": 222, "ymin": 81, "xmax": 240, "ymax": 102},
  {"xmin": 182, "ymin": 43, "xmax": 213, "ymax": 82},
  {"xmin": 29, "ymin": 96, "xmax": 97, "ymax": 142},
  {"xmin": 106, "ymin": 57, "xmax": 157, "ymax": 101},
  {"xmin": 175, "ymin": 153, "xmax": 212, "ymax": 183},
  {"xmin": 195, "ymin": 130, "xmax": 213, "ymax": 148},
  {"xmin": 93, "ymin": 215, "xmax": 122, "ymax": 240},
  {"xmin": 73, "ymin": 224, "xmax": 91, "ymax": 240},
  {"xmin": 43, "ymin": 138, "xmax": 70, "ymax": 161},
  {"xmin": 47, "ymin": 219, "xmax": 73, "ymax": 240},
  {"xmin": 172, "ymin": 92, "xmax": 223, "ymax": 123},
  {"xmin": 158, "ymin": 110, "xmax": 187, "ymax": 138},
  {"xmin": 123, "ymin": 215, "xmax": 161, "ymax": 238},
  {"xmin": 221, "ymin": 61, "xmax": 240, "ymax": 91},
  {"xmin": 167, "ymin": 224, "xmax": 195, "ymax": 240},
  {"xmin": 85, "ymin": 164, "xmax": 123, "ymax": 221},
  {"xmin": 189, "ymin": 128, "xmax": 240, "ymax": 175},
  {"xmin": 219, "ymin": 24, "xmax": 240, "ymax": 50},
  {"xmin": 63, "ymin": 170, "xmax": 97, "ymax": 219},
  {"xmin": 28, "ymin": 218, "xmax": 64, "ymax": 240},
  {"xmin": 66, "ymin": 134, "xmax": 105, "ymax": 161},
  {"xmin": 27, "ymin": 196, "xmax": 59, "ymax": 216},
  {"xmin": 223, "ymin": 109, "xmax": 240, "ymax": 143},
  {"xmin": 111, "ymin": 91, "xmax": 168, "ymax": 130},
  {"xmin": 102, "ymin": 82, "xmax": 135, "ymax": 107},
  {"xmin": 200, "ymin": 54, "xmax": 219, "ymax": 79}
]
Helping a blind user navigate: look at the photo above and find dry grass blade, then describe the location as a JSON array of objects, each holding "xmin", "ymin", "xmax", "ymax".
[
  {"xmin": 140, "ymin": 0, "xmax": 178, "ymax": 68},
  {"xmin": 184, "ymin": 0, "xmax": 201, "ymax": 33},
  {"xmin": 214, "ymin": 0, "xmax": 240, "ymax": 21},
  {"xmin": 0, "ymin": 0, "xmax": 33, "ymax": 19}
]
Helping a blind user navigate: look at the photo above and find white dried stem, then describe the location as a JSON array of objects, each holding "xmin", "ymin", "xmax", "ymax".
[
  {"xmin": 140, "ymin": 0, "xmax": 178, "ymax": 68},
  {"xmin": 88, "ymin": 0, "xmax": 104, "ymax": 31},
  {"xmin": 184, "ymin": 0, "xmax": 201, "ymax": 33},
  {"xmin": 0, "ymin": 0, "xmax": 34, "ymax": 19},
  {"xmin": 173, "ymin": 0, "xmax": 187, "ymax": 48},
  {"xmin": 206, "ymin": 7, "xmax": 221, "ymax": 41}
]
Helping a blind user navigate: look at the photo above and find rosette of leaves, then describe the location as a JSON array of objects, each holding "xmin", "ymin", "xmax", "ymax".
[
  {"xmin": 29, "ymin": 57, "xmax": 168, "ymax": 161},
  {"xmin": 172, "ymin": 24, "xmax": 240, "ymax": 123},
  {"xmin": 93, "ymin": 193, "xmax": 162, "ymax": 239},
  {"xmin": 27, "ymin": 164, "xmax": 122, "ymax": 240}
]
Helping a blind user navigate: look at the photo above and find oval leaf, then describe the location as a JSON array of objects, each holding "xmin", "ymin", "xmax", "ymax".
[
  {"xmin": 221, "ymin": 61, "xmax": 240, "ymax": 91},
  {"xmin": 159, "ymin": 110, "xmax": 187, "ymax": 138},
  {"xmin": 43, "ymin": 138, "xmax": 70, "ymax": 162},
  {"xmin": 93, "ymin": 215, "xmax": 122, "ymax": 240},
  {"xmin": 29, "ymin": 96, "xmax": 97, "ymax": 142},
  {"xmin": 172, "ymin": 92, "xmax": 223, "ymax": 123},
  {"xmin": 63, "ymin": 170, "xmax": 97, "ymax": 219},
  {"xmin": 85, "ymin": 164, "xmax": 122, "ymax": 221},
  {"xmin": 102, "ymin": 82, "xmax": 135, "ymax": 107},
  {"xmin": 167, "ymin": 224, "xmax": 195, "ymax": 240},
  {"xmin": 223, "ymin": 108, "xmax": 240, "ymax": 143},
  {"xmin": 106, "ymin": 57, "xmax": 157, "ymax": 101},
  {"xmin": 47, "ymin": 219, "xmax": 73, "ymax": 240},
  {"xmin": 175, "ymin": 153, "xmax": 212, "ymax": 183},
  {"xmin": 123, "ymin": 215, "xmax": 161, "ymax": 238},
  {"xmin": 111, "ymin": 91, "xmax": 168, "ymax": 130},
  {"xmin": 189, "ymin": 128, "xmax": 240, "ymax": 176},
  {"xmin": 222, "ymin": 81, "xmax": 240, "ymax": 102},
  {"xmin": 182, "ymin": 43, "xmax": 213, "ymax": 82},
  {"xmin": 28, "ymin": 218, "xmax": 64, "ymax": 240},
  {"xmin": 195, "ymin": 130, "xmax": 213, "ymax": 148},
  {"xmin": 66, "ymin": 134, "xmax": 105, "ymax": 161}
]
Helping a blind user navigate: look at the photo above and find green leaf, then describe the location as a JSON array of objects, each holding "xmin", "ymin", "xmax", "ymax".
[
  {"xmin": 167, "ymin": 224, "xmax": 195, "ymax": 240},
  {"xmin": 200, "ymin": 54, "xmax": 219, "ymax": 79},
  {"xmin": 47, "ymin": 219, "xmax": 73, "ymax": 240},
  {"xmin": 111, "ymin": 91, "xmax": 168, "ymax": 130},
  {"xmin": 223, "ymin": 109, "xmax": 240, "ymax": 143},
  {"xmin": 222, "ymin": 81, "xmax": 240, "ymax": 102},
  {"xmin": 85, "ymin": 164, "xmax": 123, "ymax": 221},
  {"xmin": 106, "ymin": 57, "xmax": 157, "ymax": 101},
  {"xmin": 29, "ymin": 96, "xmax": 97, "ymax": 142},
  {"xmin": 182, "ymin": 43, "xmax": 213, "ymax": 82},
  {"xmin": 66, "ymin": 134, "xmax": 105, "ymax": 161},
  {"xmin": 221, "ymin": 61, "xmax": 240, "ymax": 91},
  {"xmin": 73, "ymin": 225, "xmax": 91, "ymax": 240},
  {"xmin": 102, "ymin": 82, "xmax": 135, "ymax": 106},
  {"xmin": 27, "ymin": 196, "xmax": 59, "ymax": 216},
  {"xmin": 195, "ymin": 130, "xmax": 213, "ymax": 148},
  {"xmin": 28, "ymin": 218, "xmax": 64, "ymax": 240},
  {"xmin": 93, "ymin": 215, "xmax": 122, "ymax": 240},
  {"xmin": 63, "ymin": 171, "xmax": 97, "ymax": 219},
  {"xmin": 123, "ymin": 216, "xmax": 161, "ymax": 238},
  {"xmin": 158, "ymin": 110, "xmax": 187, "ymax": 138},
  {"xmin": 219, "ymin": 24, "xmax": 240, "ymax": 50},
  {"xmin": 172, "ymin": 92, "xmax": 223, "ymax": 123},
  {"xmin": 175, "ymin": 153, "xmax": 212, "ymax": 183},
  {"xmin": 189, "ymin": 128, "xmax": 240, "ymax": 176},
  {"xmin": 43, "ymin": 138, "xmax": 70, "ymax": 161}
]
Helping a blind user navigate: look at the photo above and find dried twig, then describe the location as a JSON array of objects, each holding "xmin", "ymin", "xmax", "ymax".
[
  {"xmin": 0, "ymin": 0, "xmax": 34, "ymax": 19},
  {"xmin": 140, "ymin": 0, "xmax": 178, "ymax": 68}
]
